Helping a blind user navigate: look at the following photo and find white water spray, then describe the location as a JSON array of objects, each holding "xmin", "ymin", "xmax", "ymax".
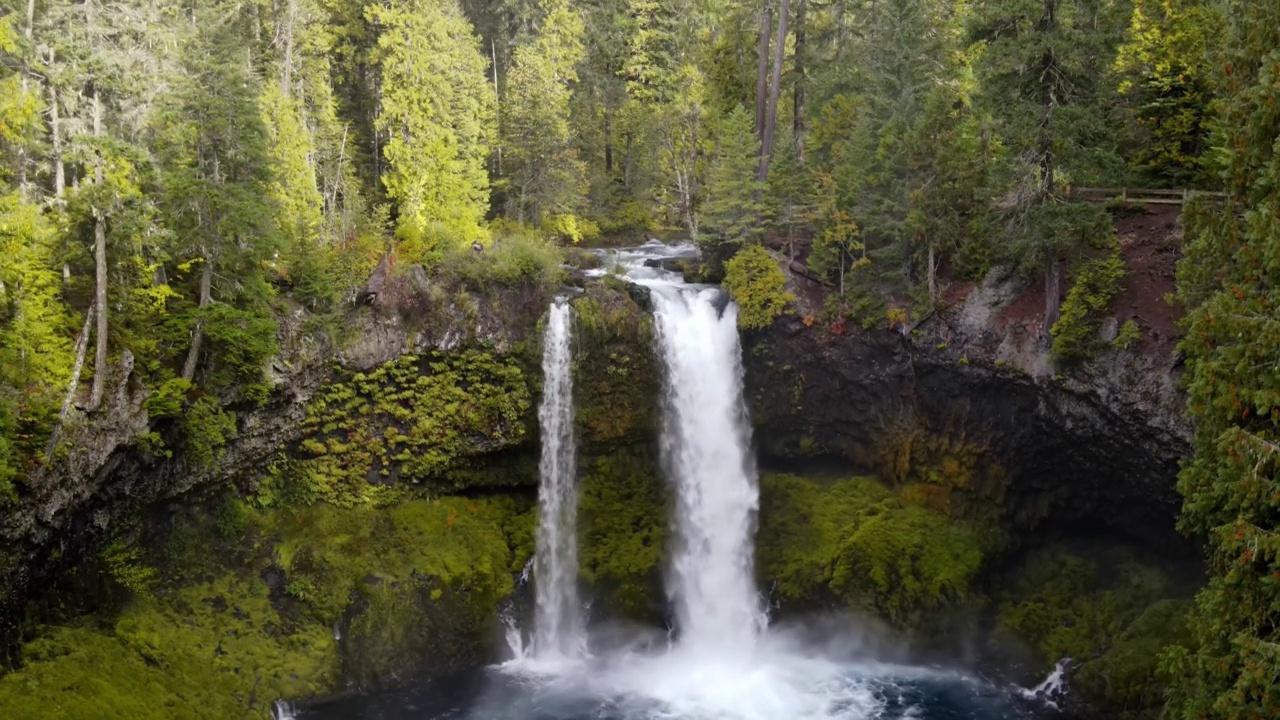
[
  {"xmin": 649, "ymin": 286, "xmax": 765, "ymax": 654},
  {"xmin": 533, "ymin": 299, "xmax": 586, "ymax": 659}
]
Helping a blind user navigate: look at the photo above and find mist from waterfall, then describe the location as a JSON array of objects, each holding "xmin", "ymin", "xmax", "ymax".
[
  {"xmin": 649, "ymin": 286, "xmax": 765, "ymax": 653},
  {"xmin": 305, "ymin": 243, "xmax": 1044, "ymax": 720},
  {"xmin": 532, "ymin": 299, "xmax": 585, "ymax": 659}
]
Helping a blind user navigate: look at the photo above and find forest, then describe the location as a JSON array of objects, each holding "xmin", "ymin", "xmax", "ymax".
[{"xmin": 0, "ymin": 0, "xmax": 1277, "ymax": 717}]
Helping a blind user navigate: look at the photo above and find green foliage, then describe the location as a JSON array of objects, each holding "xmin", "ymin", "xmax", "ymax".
[
  {"xmin": 439, "ymin": 231, "xmax": 567, "ymax": 291},
  {"xmin": 577, "ymin": 449, "xmax": 666, "ymax": 618},
  {"xmin": 1114, "ymin": 319, "xmax": 1141, "ymax": 349},
  {"xmin": 370, "ymin": 0, "xmax": 494, "ymax": 244},
  {"xmin": 100, "ymin": 539, "xmax": 157, "ymax": 595},
  {"xmin": 502, "ymin": 0, "xmax": 587, "ymax": 225},
  {"xmin": 1051, "ymin": 253, "xmax": 1126, "ymax": 363},
  {"xmin": 1163, "ymin": 5, "xmax": 1280, "ymax": 717},
  {"xmin": 571, "ymin": 287, "xmax": 659, "ymax": 447},
  {"xmin": 179, "ymin": 396, "xmax": 238, "ymax": 469},
  {"xmin": 722, "ymin": 245, "xmax": 793, "ymax": 330},
  {"xmin": 701, "ymin": 106, "xmax": 764, "ymax": 245},
  {"xmin": 1113, "ymin": 0, "xmax": 1224, "ymax": 187},
  {"xmin": 996, "ymin": 546, "xmax": 1190, "ymax": 718},
  {"xmin": 0, "ymin": 491, "xmax": 532, "ymax": 718},
  {"xmin": 757, "ymin": 474, "xmax": 987, "ymax": 625},
  {"xmin": 272, "ymin": 351, "xmax": 532, "ymax": 507}
]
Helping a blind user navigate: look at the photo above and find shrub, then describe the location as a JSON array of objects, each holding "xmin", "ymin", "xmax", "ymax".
[
  {"xmin": 439, "ymin": 230, "xmax": 566, "ymax": 291},
  {"xmin": 723, "ymin": 245, "xmax": 794, "ymax": 330},
  {"xmin": 1051, "ymin": 254, "xmax": 1126, "ymax": 363},
  {"xmin": 1114, "ymin": 319, "xmax": 1141, "ymax": 349}
]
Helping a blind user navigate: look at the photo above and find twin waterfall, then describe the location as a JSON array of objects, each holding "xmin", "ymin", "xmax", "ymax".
[
  {"xmin": 533, "ymin": 300, "xmax": 586, "ymax": 659},
  {"xmin": 531, "ymin": 284, "xmax": 761, "ymax": 660}
]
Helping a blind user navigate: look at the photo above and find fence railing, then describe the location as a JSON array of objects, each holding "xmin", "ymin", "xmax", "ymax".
[{"xmin": 1066, "ymin": 186, "xmax": 1228, "ymax": 205}]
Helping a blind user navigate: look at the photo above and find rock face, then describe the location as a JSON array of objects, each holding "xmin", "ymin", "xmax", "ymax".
[
  {"xmin": 0, "ymin": 278, "xmax": 547, "ymax": 653},
  {"xmin": 746, "ymin": 267, "xmax": 1191, "ymax": 551}
]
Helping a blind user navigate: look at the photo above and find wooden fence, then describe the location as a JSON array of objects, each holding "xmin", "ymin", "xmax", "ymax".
[{"xmin": 1066, "ymin": 186, "xmax": 1227, "ymax": 205}]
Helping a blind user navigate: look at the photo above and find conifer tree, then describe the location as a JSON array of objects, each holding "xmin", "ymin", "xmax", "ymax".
[
  {"xmin": 1164, "ymin": 2, "xmax": 1280, "ymax": 717},
  {"xmin": 502, "ymin": 0, "xmax": 587, "ymax": 227},
  {"xmin": 702, "ymin": 105, "xmax": 764, "ymax": 244},
  {"xmin": 369, "ymin": 0, "xmax": 495, "ymax": 249},
  {"xmin": 972, "ymin": 0, "xmax": 1125, "ymax": 331},
  {"xmin": 153, "ymin": 3, "xmax": 279, "ymax": 393}
]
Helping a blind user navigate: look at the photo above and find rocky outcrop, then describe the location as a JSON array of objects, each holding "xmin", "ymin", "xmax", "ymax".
[
  {"xmin": 0, "ymin": 278, "xmax": 548, "ymax": 652},
  {"xmin": 746, "ymin": 266, "xmax": 1191, "ymax": 551}
]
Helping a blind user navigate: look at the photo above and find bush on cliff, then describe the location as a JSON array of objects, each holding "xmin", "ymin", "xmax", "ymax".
[{"xmin": 723, "ymin": 245, "xmax": 794, "ymax": 330}]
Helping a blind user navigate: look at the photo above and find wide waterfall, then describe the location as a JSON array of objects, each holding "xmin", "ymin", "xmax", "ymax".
[
  {"xmin": 532, "ymin": 299, "xmax": 585, "ymax": 659},
  {"xmin": 649, "ymin": 287, "xmax": 764, "ymax": 653}
]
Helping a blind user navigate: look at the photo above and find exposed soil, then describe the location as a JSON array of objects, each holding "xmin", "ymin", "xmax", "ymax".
[
  {"xmin": 994, "ymin": 204, "xmax": 1184, "ymax": 346},
  {"xmin": 1112, "ymin": 204, "xmax": 1184, "ymax": 352}
]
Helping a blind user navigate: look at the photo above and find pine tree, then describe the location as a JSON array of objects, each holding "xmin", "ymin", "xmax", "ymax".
[
  {"xmin": 153, "ymin": 3, "xmax": 279, "ymax": 395},
  {"xmin": 972, "ymin": 0, "xmax": 1126, "ymax": 331},
  {"xmin": 702, "ymin": 105, "xmax": 764, "ymax": 244},
  {"xmin": 502, "ymin": 0, "xmax": 587, "ymax": 227},
  {"xmin": 1113, "ymin": 0, "xmax": 1224, "ymax": 188},
  {"xmin": 369, "ymin": 0, "xmax": 495, "ymax": 250},
  {"xmin": 1163, "ymin": 2, "xmax": 1280, "ymax": 717}
]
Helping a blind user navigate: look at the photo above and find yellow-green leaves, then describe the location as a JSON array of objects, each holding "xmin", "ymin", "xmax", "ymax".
[{"xmin": 369, "ymin": 0, "xmax": 494, "ymax": 250}]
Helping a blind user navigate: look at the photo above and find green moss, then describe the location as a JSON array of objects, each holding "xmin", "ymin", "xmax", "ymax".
[
  {"xmin": 268, "ymin": 350, "xmax": 534, "ymax": 507},
  {"xmin": 271, "ymin": 496, "xmax": 533, "ymax": 624},
  {"xmin": 571, "ymin": 288, "xmax": 660, "ymax": 448},
  {"xmin": 877, "ymin": 429, "xmax": 1008, "ymax": 526},
  {"xmin": 577, "ymin": 447, "xmax": 667, "ymax": 619},
  {"xmin": 757, "ymin": 473, "xmax": 990, "ymax": 626},
  {"xmin": 0, "ymin": 579, "xmax": 337, "ymax": 719},
  {"xmin": 0, "ymin": 494, "xmax": 534, "ymax": 718}
]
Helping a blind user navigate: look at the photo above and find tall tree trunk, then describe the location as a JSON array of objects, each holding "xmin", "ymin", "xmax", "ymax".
[
  {"xmin": 1044, "ymin": 255, "xmax": 1061, "ymax": 333},
  {"xmin": 282, "ymin": 0, "xmax": 297, "ymax": 92},
  {"xmin": 45, "ymin": 302, "xmax": 96, "ymax": 458},
  {"xmin": 927, "ymin": 242, "xmax": 937, "ymax": 305},
  {"xmin": 58, "ymin": 302, "xmax": 95, "ymax": 422},
  {"xmin": 757, "ymin": 0, "xmax": 790, "ymax": 183},
  {"xmin": 755, "ymin": 5, "xmax": 772, "ymax": 142},
  {"xmin": 1038, "ymin": 0, "xmax": 1059, "ymax": 335},
  {"xmin": 182, "ymin": 259, "xmax": 213, "ymax": 382},
  {"xmin": 792, "ymin": 0, "xmax": 807, "ymax": 163},
  {"xmin": 604, "ymin": 110, "xmax": 613, "ymax": 174},
  {"xmin": 87, "ymin": 83, "xmax": 108, "ymax": 412},
  {"xmin": 17, "ymin": 0, "xmax": 35, "ymax": 193},
  {"xmin": 492, "ymin": 39, "xmax": 502, "ymax": 176},
  {"xmin": 49, "ymin": 49, "xmax": 64, "ymax": 200}
]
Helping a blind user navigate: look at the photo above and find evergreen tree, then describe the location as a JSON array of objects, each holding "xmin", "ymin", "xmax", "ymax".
[
  {"xmin": 1113, "ymin": 0, "xmax": 1223, "ymax": 188},
  {"xmin": 152, "ymin": 3, "xmax": 279, "ymax": 395},
  {"xmin": 972, "ymin": 0, "xmax": 1126, "ymax": 331},
  {"xmin": 702, "ymin": 105, "xmax": 764, "ymax": 244},
  {"xmin": 502, "ymin": 0, "xmax": 587, "ymax": 227},
  {"xmin": 1163, "ymin": 2, "xmax": 1280, "ymax": 717},
  {"xmin": 369, "ymin": 0, "xmax": 495, "ymax": 250}
]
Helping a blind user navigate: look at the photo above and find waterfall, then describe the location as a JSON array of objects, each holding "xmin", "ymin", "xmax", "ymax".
[
  {"xmin": 649, "ymin": 287, "xmax": 765, "ymax": 655},
  {"xmin": 532, "ymin": 299, "xmax": 586, "ymax": 659}
]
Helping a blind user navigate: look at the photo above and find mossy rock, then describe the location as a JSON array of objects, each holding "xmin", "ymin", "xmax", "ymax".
[
  {"xmin": 0, "ymin": 494, "xmax": 534, "ymax": 718},
  {"xmin": 571, "ymin": 286, "xmax": 660, "ymax": 449},
  {"xmin": 757, "ymin": 473, "xmax": 991, "ymax": 626},
  {"xmin": 266, "ymin": 349, "xmax": 536, "ymax": 507},
  {"xmin": 577, "ymin": 446, "xmax": 667, "ymax": 620}
]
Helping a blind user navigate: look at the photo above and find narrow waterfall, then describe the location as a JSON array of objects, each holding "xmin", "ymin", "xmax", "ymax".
[
  {"xmin": 649, "ymin": 287, "xmax": 764, "ymax": 654},
  {"xmin": 532, "ymin": 299, "xmax": 586, "ymax": 658}
]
